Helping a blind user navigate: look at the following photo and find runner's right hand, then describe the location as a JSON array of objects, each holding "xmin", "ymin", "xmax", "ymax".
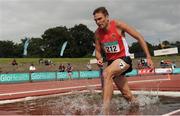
[{"xmin": 97, "ymin": 59, "xmax": 103, "ymax": 67}]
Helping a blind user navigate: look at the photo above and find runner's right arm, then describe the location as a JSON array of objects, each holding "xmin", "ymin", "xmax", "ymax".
[{"xmin": 95, "ymin": 32, "xmax": 103, "ymax": 67}]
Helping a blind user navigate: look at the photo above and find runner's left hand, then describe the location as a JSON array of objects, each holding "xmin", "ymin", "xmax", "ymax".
[{"xmin": 147, "ymin": 57, "xmax": 154, "ymax": 68}]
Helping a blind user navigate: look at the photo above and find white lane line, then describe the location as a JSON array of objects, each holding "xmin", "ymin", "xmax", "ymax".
[
  {"xmin": 0, "ymin": 78, "xmax": 171, "ymax": 97},
  {"xmin": 128, "ymin": 78, "xmax": 170, "ymax": 83},
  {"xmin": 0, "ymin": 84, "xmax": 101, "ymax": 96},
  {"xmin": 132, "ymin": 91, "xmax": 180, "ymax": 97},
  {"xmin": 162, "ymin": 109, "xmax": 180, "ymax": 116},
  {"xmin": 0, "ymin": 90, "xmax": 94, "ymax": 105},
  {"xmin": 97, "ymin": 90, "xmax": 180, "ymax": 97}
]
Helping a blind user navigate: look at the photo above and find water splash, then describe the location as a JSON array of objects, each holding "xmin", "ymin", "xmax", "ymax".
[
  {"xmin": 47, "ymin": 91, "xmax": 102, "ymax": 115},
  {"xmin": 136, "ymin": 94, "xmax": 159, "ymax": 107},
  {"xmin": 43, "ymin": 90, "xmax": 160, "ymax": 115}
]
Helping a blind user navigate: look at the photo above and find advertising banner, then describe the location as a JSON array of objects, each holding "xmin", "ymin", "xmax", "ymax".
[
  {"xmin": 57, "ymin": 71, "xmax": 79, "ymax": 80},
  {"xmin": 31, "ymin": 72, "xmax": 56, "ymax": 81},
  {"xmin": 90, "ymin": 59, "xmax": 97, "ymax": 64},
  {"xmin": 173, "ymin": 68, "xmax": 180, "ymax": 74},
  {"xmin": 80, "ymin": 71, "xmax": 100, "ymax": 78},
  {"xmin": 0, "ymin": 73, "xmax": 29, "ymax": 83},
  {"xmin": 154, "ymin": 47, "xmax": 178, "ymax": 56},
  {"xmin": 125, "ymin": 69, "xmax": 138, "ymax": 76},
  {"xmin": 155, "ymin": 68, "xmax": 172, "ymax": 74}
]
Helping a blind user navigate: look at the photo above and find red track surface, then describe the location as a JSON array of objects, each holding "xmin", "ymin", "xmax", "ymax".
[{"xmin": 0, "ymin": 74, "xmax": 180, "ymax": 100}]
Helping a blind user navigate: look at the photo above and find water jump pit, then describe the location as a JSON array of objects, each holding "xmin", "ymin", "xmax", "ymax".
[
  {"xmin": 0, "ymin": 90, "xmax": 180, "ymax": 115},
  {"xmin": 0, "ymin": 74, "xmax": 180, "ymax": 115}
]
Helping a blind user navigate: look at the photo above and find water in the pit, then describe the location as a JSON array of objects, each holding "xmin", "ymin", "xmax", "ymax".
[{"xmin": 0, "ymin": 91, "xmax": 180, "ymax": 115}]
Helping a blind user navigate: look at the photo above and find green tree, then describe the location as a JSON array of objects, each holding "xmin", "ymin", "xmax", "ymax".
[
  {"xmin": 68, "ymin": 24, "xmax": 94, "ymax": 57},
  {"xmin": 28, "ymin": 37, "xmax": 44, "ymax": 57},
  {"xmin": 42, "ymin": 26, "xmax": 71, "ymax": 57},
  {"xmin": 162, "ymin": 40, "xmax": 171, "ymax": 48},
  {"xmin": 129, "ymin": 41, "xmax": 153, "ymax": 57},
  {"xmin": 0, "ymin": 40, "xmax": 19, "ymax": 57},
  {"xmin": 13, "ymin": 43, "xmax": 23, "ymax": 57}
]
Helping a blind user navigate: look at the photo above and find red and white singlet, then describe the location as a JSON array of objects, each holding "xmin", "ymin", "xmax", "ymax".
[{"xmin": 97, "ymin": 20, "xmax": 130, "ymax": 61}]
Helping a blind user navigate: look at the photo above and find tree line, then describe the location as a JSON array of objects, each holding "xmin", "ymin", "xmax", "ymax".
[{"xmin": 0, "ymin": 24, "xmax": 179, "ymax": 58}]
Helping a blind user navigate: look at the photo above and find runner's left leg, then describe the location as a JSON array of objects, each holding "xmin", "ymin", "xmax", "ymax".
[{"xmin": 113, "ymin": 76, "xmax": 136, "ymax": 102}]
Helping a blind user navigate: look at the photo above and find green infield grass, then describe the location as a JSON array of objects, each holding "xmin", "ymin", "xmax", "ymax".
[{"xmin": 0, "ymin": 55, "xmax": 179, "ymax": 73}]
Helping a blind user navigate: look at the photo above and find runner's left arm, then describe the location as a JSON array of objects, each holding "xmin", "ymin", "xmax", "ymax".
[{"xmin": 115, "ymin": 20, "xmax": 154, "ymax": 68}]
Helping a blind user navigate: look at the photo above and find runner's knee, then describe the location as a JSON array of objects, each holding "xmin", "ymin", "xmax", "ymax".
[{"xmin": 103, "ymin": 68, "xmax": 114, "ymax": 80}]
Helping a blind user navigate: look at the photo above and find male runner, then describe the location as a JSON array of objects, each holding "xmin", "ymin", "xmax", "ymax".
[{"xmin": 93, "ymin": 7, "xmax": 154, "ymax": 114}]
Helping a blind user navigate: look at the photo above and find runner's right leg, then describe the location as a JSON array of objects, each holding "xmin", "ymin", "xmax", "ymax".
[{"xmin": 102, "ymin": 59, "xmax": 130, "ymax": 114}]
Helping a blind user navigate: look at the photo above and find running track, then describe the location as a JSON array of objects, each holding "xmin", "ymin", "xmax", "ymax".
[{"xmin": 0, "ymin": 74, "xmax": 180, "ymax": 100}]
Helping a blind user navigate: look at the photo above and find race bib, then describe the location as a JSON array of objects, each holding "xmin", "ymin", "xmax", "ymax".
[{"xmin": 103, "ymin": 41, "xmax": 120, "ymax": 53}]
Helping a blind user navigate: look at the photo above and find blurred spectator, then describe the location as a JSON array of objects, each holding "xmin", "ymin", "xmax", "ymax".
[
  {"xmin": 66, "ymin": 63, "xmax": 73, "ymax": 80},
  {"xmin": 59, "ymin": 64, "xmax": 65, "ymax": 72},
  {"xmin": 137, "ymin": 58, "xmax": 148, "ymax": 69},
  {"xmin": 0, "ymin": 67, "xmax": 2, "ymax": 73},
  {"xmin": 44, "ymin": 59, "xmax": 54, "ymax": 66},
  {"xmin": 141, "ymin": 58, "xmax": 148, "ymax": 67},
  {"xmin": 171, "ymin": 61, "xmax": 176, "ymax": 70},
  {"xmin": 12, "ymin": 59, "xmax": 18, "ymax": 66},
  {"xmin": 137, "ymin": 60, "xmax": 142, "ymax": 69},
  {"xmin": 29, "ymin": 63, "xmax": 36, "ymax": 72},
  {"xmin": 44, "ymin": 59, "xmax": 49, "ymax": 65},
  {"xmin": 86, "ymin": 62, "xmax": 92, "ymax": 71},
  {"xmin": 160, "ymin": 60, "xmax": 172, "ymax": 68},
  {"xmin": 160, "ymin": 60, "xmax": 164, "ymax": 67},
  {"xmin": 39, "ymin": 58, "xmax": 44, "ymax": 64}
]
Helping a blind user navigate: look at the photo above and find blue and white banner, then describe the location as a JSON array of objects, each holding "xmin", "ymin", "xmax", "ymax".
[
  {"xmin": 60, "ymin": 41, "xmax": 67, "ymax": 56},
  {"xmin": 23, "ymin": 37, "xmax": 30, "ymax": 56},
  {"xmin": 92, "ymin": 49, "xmax": 95, "ymax": 56}
]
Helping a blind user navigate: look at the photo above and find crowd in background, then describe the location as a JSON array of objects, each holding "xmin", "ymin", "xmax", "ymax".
[
  {"xmin": 0, "ymin": 58, "xmax": 178, "ymax": 74},
  {"xmin": 4, "ymin": 59, "xmax": 92, "ymax": 74},
  {"xmin": 137, "ymin": 58, "xmax": 177, "ymax": 69}
]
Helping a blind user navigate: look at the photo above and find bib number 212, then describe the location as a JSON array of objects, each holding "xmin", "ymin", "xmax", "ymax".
[{"xmin": 105, "ymin": 45, "xmax": 119, "ymax": 53}]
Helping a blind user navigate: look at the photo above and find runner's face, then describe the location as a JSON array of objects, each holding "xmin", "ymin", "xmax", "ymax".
[{"xmin": 94, "ymin": 12, "xmax": 109, "ymax": 29}]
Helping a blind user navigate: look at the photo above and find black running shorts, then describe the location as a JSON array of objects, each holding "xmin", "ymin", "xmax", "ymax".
[{"xmin": 107, "ymin": 56, "xmax": 133, "ymax": 75}]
